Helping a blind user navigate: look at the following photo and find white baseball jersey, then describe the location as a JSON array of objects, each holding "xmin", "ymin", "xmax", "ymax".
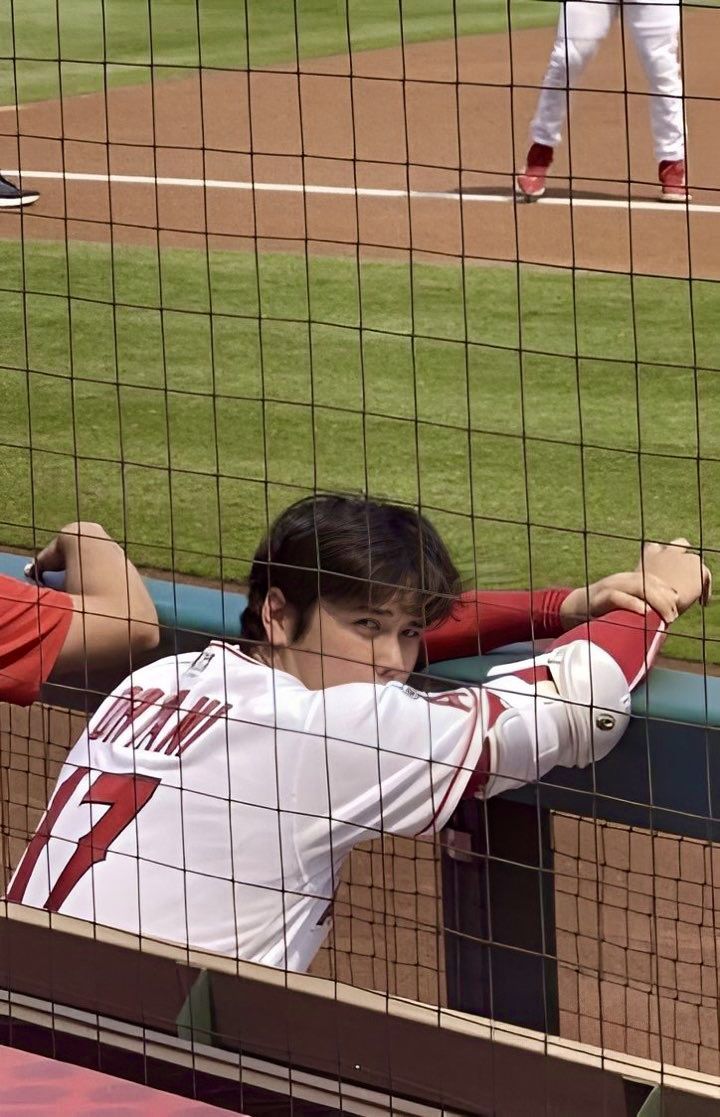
[
  {"xmin": 7, "ymin": 643, "xmax": 488, "ymax": 970},
  {"xmin": 8, "ymin": 610, "xmax": 659, "ymax": 971}
]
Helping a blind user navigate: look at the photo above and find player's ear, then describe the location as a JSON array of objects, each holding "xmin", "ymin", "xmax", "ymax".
[{"xmin": 261, "ymin": 587, "xmax": 294, "ymax": 648}]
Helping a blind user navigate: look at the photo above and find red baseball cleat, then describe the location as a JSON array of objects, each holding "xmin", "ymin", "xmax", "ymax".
[
  {"xmin": 516, "ymin": 143, "xmax": 554, "ymax": 201},
  {"xmin": 659, "ymin": 159, "xmax": 691, "ymax": 203}
]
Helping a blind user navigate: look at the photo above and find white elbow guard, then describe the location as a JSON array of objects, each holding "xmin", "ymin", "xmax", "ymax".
[
  {"xmin": 546, "ymin": 640, "xmax": 631, "ymax": 768},
  {"xmin": 483, "ymin": 641, "xmax": 631, "ymax": 797}
]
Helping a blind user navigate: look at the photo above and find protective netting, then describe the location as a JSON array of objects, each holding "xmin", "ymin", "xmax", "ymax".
[{"xmin": 1, "ymin": 1, "xmax": 719, "ymax": 1113}]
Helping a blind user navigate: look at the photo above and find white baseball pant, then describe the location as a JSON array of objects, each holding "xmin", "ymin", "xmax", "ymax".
[{"xmin": 530, "ymin": 0, "xmax": 685, "ymax": 162}]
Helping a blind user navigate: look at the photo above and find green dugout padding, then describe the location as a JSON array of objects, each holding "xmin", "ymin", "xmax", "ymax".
[{"xmin": 2, "ymin": 550, "xmax": 719, "ymax": 840}]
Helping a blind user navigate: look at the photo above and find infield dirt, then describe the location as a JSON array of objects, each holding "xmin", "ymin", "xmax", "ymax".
[{"xmin": 1, "ymin": 9, "xmax": 718, "ymax": 277}]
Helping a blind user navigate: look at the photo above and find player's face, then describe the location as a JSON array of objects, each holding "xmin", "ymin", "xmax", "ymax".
[{"xmin": 278, "ymin": 598, "xmax": 425, "ymax": 690}]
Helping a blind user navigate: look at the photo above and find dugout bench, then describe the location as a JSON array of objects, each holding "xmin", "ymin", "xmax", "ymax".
[{"xmin": 1, "ymin": 553, "xmax": 719, "ymax": 1115}]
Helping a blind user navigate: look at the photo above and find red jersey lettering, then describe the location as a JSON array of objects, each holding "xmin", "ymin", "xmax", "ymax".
[
  {"xmin": 91, "ymin": 686, "xmax": 233, "ymax": 757},
  {"xmin": 154, "ymin": 698, "xmax": 233, "ymax": 757}
]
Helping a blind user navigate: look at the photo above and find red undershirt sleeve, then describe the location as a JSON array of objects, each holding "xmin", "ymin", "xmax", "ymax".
[
  {"xmin": 550, "ymin": 608, "xmax": 667, "ymax": 688},
  {"xmin": 424, "ymin": 587, "xmax": 573, "ymax": 662},
  {"xmin": 0, "ymin": 576, "xmax": 74, "ymax": 705}
]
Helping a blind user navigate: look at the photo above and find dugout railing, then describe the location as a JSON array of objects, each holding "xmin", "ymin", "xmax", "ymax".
[{"xmin": 1, "ymin": 552, "xmax": 719, "ymax": 1115}]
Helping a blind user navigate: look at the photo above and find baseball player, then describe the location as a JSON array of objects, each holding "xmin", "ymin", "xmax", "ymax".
[
  {"xmin": 0, "ymin": 521, "xmax": 158, "ymax": 704},
  {"xmin": 517, "ymin": 0, "xmax": 689, "ymax": 202},
  {"xmin": 7, "ymin": 495, "xmax": 708, "ymax": 972}
]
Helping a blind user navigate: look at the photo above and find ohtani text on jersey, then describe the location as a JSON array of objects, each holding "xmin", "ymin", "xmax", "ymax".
[{"xmin": 90, "ymin": 686, "xmax": 233, "ymax": 756}]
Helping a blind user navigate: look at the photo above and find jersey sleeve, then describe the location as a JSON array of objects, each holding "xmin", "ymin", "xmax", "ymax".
[
  {"xmin": 551, "ymin": 608, "xmax": 666, "ymax": 690},
  {"xmin": 297, "ymin": 608, "xmax": 666, "ymax": 849},
  {"xmin": 475, "ymin": 608, "xmax": 667, "ymax": 798},
  {"xmin": 301, "ymin": 680, "xmax": 488, "ymax": 843},
  {"xmin": 0, "ymin": 575, "xmax": 74, "ymax": 705},
  {"xmin": 424, "ymin": 588, "xmax": 572, "ymax": 662}
]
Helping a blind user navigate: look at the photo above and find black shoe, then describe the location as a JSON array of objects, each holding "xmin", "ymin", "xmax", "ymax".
[{"xmin": 0, "ymin": 174, "xmax": 40, "ymax": 209}]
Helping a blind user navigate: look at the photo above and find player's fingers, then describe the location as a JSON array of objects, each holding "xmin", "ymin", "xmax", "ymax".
[
  {"xmin": 34, "ymin": 542, "xmax": 64, "ymax": 572},
  {"xmin": 611, "ymin": 585, "xmax": 677, "ymax": 624},
  {"xmin": 634, "ymin": 571, "xmax": 677, "ymax": 596},
  {"xmin": 644, "ymin": 584, "xmax": 679, "ymax": 623},
  {"xmin": 607, "ymin": 591, "xmax": 650, "ymax": 618},
  {"xmin": 666, "ymin": 537, "xmax": 692, "ymax": 552},
  {"xmin": 610, "ymin": 571, "xmax": 678, "ymax": 618}
]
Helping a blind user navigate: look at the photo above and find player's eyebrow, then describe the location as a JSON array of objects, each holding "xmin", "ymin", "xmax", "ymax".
[{"xmin": 351, "ymin": 605, "xmax": 424, "ymax": 627}]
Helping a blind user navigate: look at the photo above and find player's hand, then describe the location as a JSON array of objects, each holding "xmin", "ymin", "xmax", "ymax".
[
  {"xmin": 638, "ymin": 539, "xmax": 712, "ymax": 616},
  {"xmin": 560, "ymin": 570, "xmax": 681, "ymax": 629},
  {"xmin": 24, "ymin": 522, "xmax": 93, "ymax": 584},
  {"xmin": 24, "ymin": 538, "xmax": 64, "ymax": 584}
]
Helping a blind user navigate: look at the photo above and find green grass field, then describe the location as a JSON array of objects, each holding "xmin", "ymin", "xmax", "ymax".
[
  {"xmin": 3, "ymin": 0, "xmax": 719, "ymax": 104},
  {"xmin": 1, "ymin": 0, "xmax": 561, "ymax": 104},
  {"xmin": 1, "ymin": 239, "xmax": 718, "ymax": 662}
]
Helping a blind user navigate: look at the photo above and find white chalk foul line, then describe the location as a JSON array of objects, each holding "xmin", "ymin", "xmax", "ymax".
[{"xmin": 4, "ymin": 169, "xmax": 720, "ymax": 215}]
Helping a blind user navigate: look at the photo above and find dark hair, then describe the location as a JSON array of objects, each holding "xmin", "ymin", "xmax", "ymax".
[{"xmin": 239, "ymin": 494, "xmax": 461, "ymax": 652}]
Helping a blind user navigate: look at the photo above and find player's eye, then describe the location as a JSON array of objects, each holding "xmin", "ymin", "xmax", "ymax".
[
  {"xmin": 402, "ymin": 628, "xmax": 422, "ymax": 640},
  {"xmin": 354, "ymin": 618, "xmax": 381, "ymax": 633}
]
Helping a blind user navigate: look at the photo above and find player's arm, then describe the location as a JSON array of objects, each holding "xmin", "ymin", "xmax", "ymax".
[
  {"xmin": 0, "ymin": 576, "xmax": 73, "ymax": 704},
  {"xmin": 474, "ymin": 608, "xmax": 665, "ymax": 799},
  {"xmin": 423, "ymin": 570, "xmax": 680, "ymax": 661},
  {"xmin": 34, "ymin": 522, "xmax": 160, "ymax": 679},
  {"xmin": 313, "ymin": 541, "xmax": 708, "ymax": 843},
  {"xmin": 0, "ymin": 522, "xmax": 160, "ymax": 703},
  {"xmin": 474, "ymin": 540, "xmax": 710, "ymax": 798},
  {"xmin": 423, "ymin": 588, "xmax": 571, "ymax": 661},
  {"xmin": 307, "ymin": 608, "xmax": 645, "ymax": 843}
]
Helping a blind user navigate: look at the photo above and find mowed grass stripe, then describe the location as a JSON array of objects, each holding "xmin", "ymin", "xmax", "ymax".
[
  {"xmin": 1, "ymin": 0, "xmax": 561, "ymax": 104},
  {"xmin": 4, "ymin": 2, "xmax": 719, "ymax": 104},
  {"xmin": 0, "ymin": 239, "xmax": 718, "ymax": 662}
]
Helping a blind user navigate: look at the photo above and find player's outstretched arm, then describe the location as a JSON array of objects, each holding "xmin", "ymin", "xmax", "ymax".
[
  {"xmin": 0, "ymin": 522, "xmax": 159, "ymax": 705},
  {"xmin": 423, "ymin": 587, "xmax": 572, "ymax": 661},
  {"xmin": 305, "ymin": 541, "xmax": 709, "ymax": 845},
  {"xmin": 477, "ymin": 541, "xmax": 710, "ymax": 798},
  {"xmin": 424, "ymin": 568, "xmax": 682, "ymax": 663}
]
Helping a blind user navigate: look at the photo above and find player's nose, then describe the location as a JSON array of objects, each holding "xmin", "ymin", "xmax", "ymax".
[{"xmin": 373, "ymin": 637, "xmax": 407, "ymax": 681}]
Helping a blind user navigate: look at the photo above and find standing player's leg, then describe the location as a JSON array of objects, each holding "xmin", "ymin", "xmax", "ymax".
[
  {"xmin": 517, "ymin": 1, "xmax": 617, "ymax": 200},
  {"xmin": 626, "ymin": 0, "xmax": 688, "ymax": 202}
]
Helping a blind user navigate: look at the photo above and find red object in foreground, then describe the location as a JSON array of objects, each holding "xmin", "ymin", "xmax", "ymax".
[
  {"xmin": 0, "ymin": 1044, "xmax": 232, "ymax": 1115},
  {"xmin": 515, "ymin": 142, "xmax": 554, "ymax": 200}
]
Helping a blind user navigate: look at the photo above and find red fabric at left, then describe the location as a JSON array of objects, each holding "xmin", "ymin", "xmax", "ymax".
[{"xmin": 0, "ymin": 575, "xmax": 74, "ymax": 705}]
